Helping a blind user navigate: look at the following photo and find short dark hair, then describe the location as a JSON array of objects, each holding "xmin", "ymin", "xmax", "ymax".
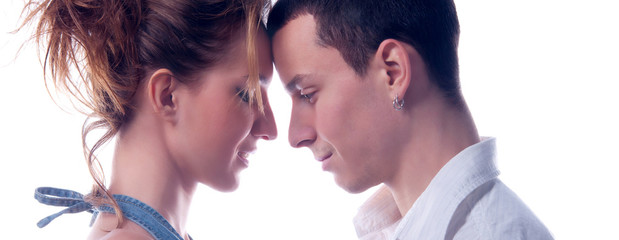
[{"xmin": 267, "ymin": 0, "xmax": 462, "ymax": 102}]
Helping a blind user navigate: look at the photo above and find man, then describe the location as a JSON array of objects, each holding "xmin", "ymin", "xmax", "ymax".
[{"xmin": 268, "ymin": 0, "xmax": 553, "ymax": 239}]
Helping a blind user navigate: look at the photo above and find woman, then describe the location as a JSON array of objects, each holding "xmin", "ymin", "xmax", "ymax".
[{"xmin": 23, "ymin": 0, "xmax": 276, "ymax": 239}]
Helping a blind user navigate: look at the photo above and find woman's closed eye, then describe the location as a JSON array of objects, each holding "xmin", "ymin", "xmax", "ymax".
[{"xmin": 236, "ymin": 88, "xmax": 251, "ymax": 103}]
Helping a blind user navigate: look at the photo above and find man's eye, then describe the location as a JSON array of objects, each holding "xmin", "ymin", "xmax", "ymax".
[
  {"xmin": 299, "ymin": 91, "xmax": 315, "ymax": 103},
  {"xmin": 237, "ymin": 89, "xmax": 250, "ymax": 103}
]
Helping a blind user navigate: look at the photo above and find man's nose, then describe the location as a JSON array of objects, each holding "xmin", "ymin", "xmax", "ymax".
[{"xmin": 288, "ymin": 105, "xmax": 316, "ymax": 148}]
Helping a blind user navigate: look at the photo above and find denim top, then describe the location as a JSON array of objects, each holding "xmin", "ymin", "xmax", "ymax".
[{"xmin": 35, "ymin": 187, "xmax": 190, "ymax": 240}]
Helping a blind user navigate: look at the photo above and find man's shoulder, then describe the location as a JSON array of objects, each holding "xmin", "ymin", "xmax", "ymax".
[{"xmin": 450, "ymin": 179, "xmax": 554, "ymax": 239}]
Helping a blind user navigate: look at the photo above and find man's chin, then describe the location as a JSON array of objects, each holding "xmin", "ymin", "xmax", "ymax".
[{"xmin": 334, "ymin": 175, "xmax": 376, "ymax": 194}]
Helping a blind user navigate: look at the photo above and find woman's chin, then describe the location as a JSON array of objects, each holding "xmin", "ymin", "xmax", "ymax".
[{"xmin": 205, "ymin": 175, "xmax": 240, "ymax": 192}]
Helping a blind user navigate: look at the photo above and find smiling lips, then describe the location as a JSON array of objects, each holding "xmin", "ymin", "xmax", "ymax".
[{"xmin": 237, "ymin": 151, "xmax": 252, "ymax": 166}]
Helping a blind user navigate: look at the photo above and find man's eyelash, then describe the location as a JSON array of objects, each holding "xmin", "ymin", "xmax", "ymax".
[{"xmin": 299, "ymin": 90, "xmax": 315, "ymax": 103}]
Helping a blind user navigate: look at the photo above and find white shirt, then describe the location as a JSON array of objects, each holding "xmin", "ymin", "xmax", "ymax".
[
  {"xmin": 354, "ymin": 138, "xmax": 554, "ymax": 240},
  {"xmin": 353, "ymin": 186, "xmax": 401, "ymax": 240}
]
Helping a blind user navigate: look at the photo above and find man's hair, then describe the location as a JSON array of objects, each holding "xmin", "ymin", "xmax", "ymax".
[{"xmin": 267, "ymin": 0, "xmax": 462, "ymax": 103}]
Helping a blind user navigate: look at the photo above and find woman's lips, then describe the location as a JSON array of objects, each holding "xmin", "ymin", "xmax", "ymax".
[{"xmin": 237, "ymin": 151, "xmax": 250, "ymax": 166}]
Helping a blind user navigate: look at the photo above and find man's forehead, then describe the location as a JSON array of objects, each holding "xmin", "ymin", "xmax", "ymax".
[
  {"xmin": 272, "ymin": 15, "xmax": 332, "ymax": 96},
  {"xmin": 272, "ymin": 16, "xmax": 316, "ymax": 82},
  {"xmin": 273, "ymin": 15, "xmax": 318, "ymax": 47}
]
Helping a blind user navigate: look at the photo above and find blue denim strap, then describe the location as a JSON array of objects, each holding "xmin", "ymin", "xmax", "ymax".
[
  {"xmin": 98, "ymin": 195, "xmax": 186, "ymax": 240},
  {"xmin": 35, "ymin": 187, "xmax": 189, "ymax": 240},
  {"xmin": 34, "ymin": 187, "xmax": 95, "ymax": 228}
]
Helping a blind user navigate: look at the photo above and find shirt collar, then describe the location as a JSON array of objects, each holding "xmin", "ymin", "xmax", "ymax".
[
  {"xmin": 392, "ymin": 137, "xmax": 500, "ymax": 239},
  {"xmin": 353, "ymin": 185, "xmax": 401, "ymax": 238}
]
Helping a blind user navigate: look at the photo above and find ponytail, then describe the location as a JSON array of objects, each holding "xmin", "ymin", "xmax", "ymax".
[{"xmin": 22, "ymin": 0, "xmax": 147, "ymax": 226}]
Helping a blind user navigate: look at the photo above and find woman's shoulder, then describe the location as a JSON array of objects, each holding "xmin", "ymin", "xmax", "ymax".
[
  {"xmin": 98, "ymin": 229, "xmax": 153, "ymax": 240},
  {"xmin": 88, "ymin": 213, "xmax": 153, "ymax": 240}
]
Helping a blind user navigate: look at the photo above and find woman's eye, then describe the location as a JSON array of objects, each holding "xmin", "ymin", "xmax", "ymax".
[{"xmin": 237, "ymin": 89, "xmax": 250, "ymax": 103}]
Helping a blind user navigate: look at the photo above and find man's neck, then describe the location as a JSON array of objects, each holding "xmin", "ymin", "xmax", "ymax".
[{"xmin": 385, "ymin": 97, "xmax": 479, "ymax": 217}]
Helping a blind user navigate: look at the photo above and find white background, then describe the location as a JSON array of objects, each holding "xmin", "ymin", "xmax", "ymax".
[{"xmin": 1, "ymin": 0, "xmax": 618, "ymax": 239}]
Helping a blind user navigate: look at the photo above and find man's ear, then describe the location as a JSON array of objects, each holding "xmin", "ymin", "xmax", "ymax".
[
  {"xmin": 147, "ymin": 69, "xmax": 178, "ymax": 121},
  {"xmin": 376, "ymin": 39, "xmax": 412, "ymax": 98}
]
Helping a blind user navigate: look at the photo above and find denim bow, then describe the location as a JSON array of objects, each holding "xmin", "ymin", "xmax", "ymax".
[{"xmin": 34, "ymin": 187, "xmax": 97, "ymax": 228}]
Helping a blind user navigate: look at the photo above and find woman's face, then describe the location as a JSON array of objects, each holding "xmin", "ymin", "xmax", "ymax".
[{"xmin": 171, "ymin": 28, "xmax": 277, "ymax": 191}]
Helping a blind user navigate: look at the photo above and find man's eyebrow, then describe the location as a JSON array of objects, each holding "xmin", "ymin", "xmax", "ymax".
[{"xmin": 285, "ymin": 74, "xmax": 310, "ymax": 94}]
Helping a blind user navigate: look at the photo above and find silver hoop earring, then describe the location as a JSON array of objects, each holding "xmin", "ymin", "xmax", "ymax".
[{"xmin": 393, "ymin": 94, "xmax": 405, "ymax": 111}]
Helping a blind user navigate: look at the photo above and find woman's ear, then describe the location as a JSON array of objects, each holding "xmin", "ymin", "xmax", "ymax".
[
  {"xmin": 147, "ymin": 69, "xmax": 178, "ymax": 122},
  {"xmin": 376, "ymin": 39, "xmax": 412, "ymax": 98}
]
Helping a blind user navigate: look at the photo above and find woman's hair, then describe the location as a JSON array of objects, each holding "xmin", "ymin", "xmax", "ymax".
[{"xmin": 21, "ymin": 0, "xmax": 270, "ymax": 226}]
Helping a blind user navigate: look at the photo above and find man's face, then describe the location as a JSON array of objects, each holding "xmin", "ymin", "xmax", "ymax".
[{"xmin": 272, "ymin": 15, "xmax": 400, "ymax": 193}]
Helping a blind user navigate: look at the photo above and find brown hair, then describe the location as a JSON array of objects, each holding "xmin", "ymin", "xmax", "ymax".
[{"xmin": 21, "ymin": 0, "xmax": 270, "ymax": 226}]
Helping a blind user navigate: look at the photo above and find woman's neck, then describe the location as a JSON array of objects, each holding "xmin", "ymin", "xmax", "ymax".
[{"xmin": 107, "ymin": 115, "xmax": 196, "ymax": 238}]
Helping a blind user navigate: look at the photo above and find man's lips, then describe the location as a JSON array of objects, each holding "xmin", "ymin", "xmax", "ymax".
[{"xmin": 315, "ymin": 153, "xmax": 332, "ymax": 162}]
